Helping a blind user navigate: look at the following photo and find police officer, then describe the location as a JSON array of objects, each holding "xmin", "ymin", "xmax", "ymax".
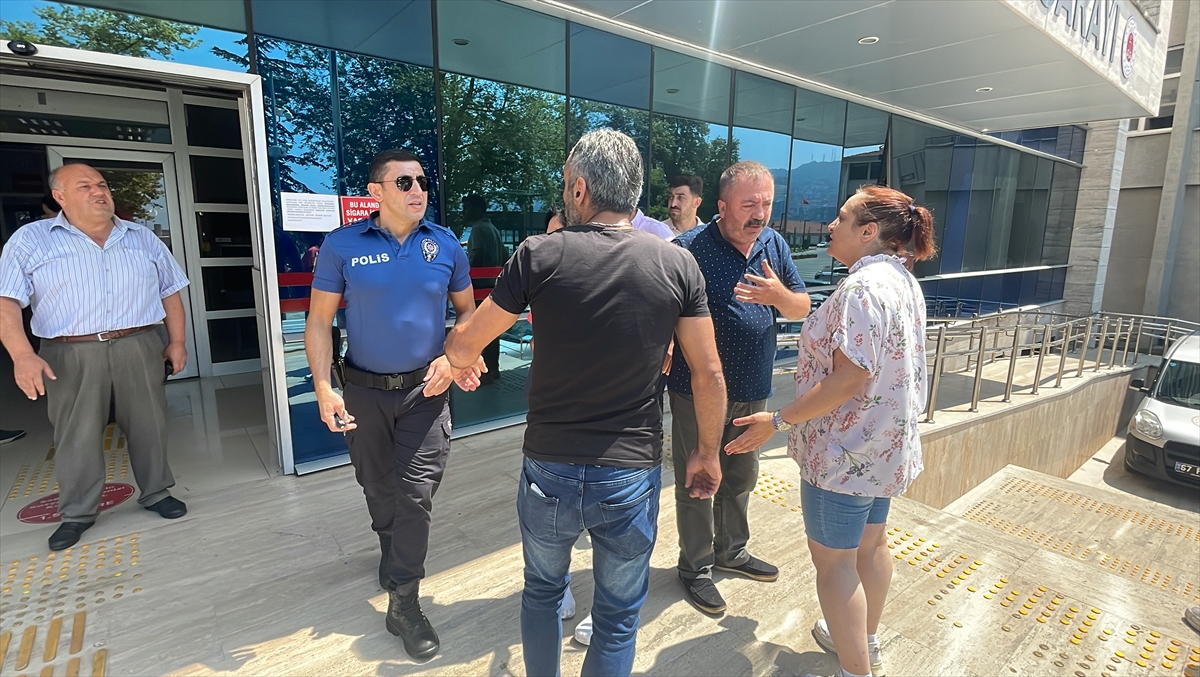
[{"xmin": 304, "ymin": 148, "xmax": 483, "ymax": 660}]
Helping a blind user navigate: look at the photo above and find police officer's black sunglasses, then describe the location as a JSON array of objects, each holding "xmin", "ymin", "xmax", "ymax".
[{"xmin": 372, "ymin": 175, "xmax": 431, "ymax": 192}]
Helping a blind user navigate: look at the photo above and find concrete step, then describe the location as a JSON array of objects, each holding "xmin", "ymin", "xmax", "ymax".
[
  {"xmin": 861, "ymin": 478, "xmax": 1200, "ymax": 676},
  {"xmin": 944, "ymin": 464, "xmax": 1200, "ymax": 608}
]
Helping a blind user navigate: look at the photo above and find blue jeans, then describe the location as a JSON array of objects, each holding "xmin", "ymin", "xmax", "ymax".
[
  {"xmin": 517, "ymin": 457, "xmax": 662, "ymax": 677},
  {"xmin": 800, "ymin": 480, "xmax": 892, "ymax": 550}
]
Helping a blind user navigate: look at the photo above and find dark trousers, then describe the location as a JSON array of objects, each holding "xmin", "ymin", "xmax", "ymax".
[
  {"xmin": 41, "ymin": 329, "xmax": 175, "ymax": 522},
  {"xmin": 481, "ymin": 338, "xmax": 501, "ymax": 383},
  {"xmin": 475, "ymin": 298, "xmax": 501, "ymax": 382},
  {"xmin": 343, "ymin": 382, "xmax": 451, "ymax": 593},
  {"xmin": 669, "ymin": 391, "xmax": 768, "ymax": 580}
]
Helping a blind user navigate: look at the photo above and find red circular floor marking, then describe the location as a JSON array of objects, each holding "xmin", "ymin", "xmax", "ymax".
[{"xmin": 17, "ymin": 483, "xmax": 136, "ymax": 524}]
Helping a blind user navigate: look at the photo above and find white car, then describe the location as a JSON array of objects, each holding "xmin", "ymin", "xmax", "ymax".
[{"xmin": 1125, "ymin": 331, "xmax": 1200, "ymax": 487}]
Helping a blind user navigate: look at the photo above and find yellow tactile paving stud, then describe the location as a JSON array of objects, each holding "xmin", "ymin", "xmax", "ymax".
[
  {"xmin": 12, "ymin": 431, "xmax": 112, "ymax": 501},
  {"xmin": 752, "ymin": 472, "xmax": 796, "ymax": 510},
  {"xmin": 968, "ymin": 514, "xmax": 1200, "ymax": 602},
  {"xmin": 1001, "ymin": 477, "xmax": 1200, "ymax": 542},
  {"xmin": 0, "ymin": 532, "xmax": 145, "ymax": 675}
]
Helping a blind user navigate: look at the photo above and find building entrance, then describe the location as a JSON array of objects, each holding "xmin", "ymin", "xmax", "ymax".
[{"xmin": 0, "ymin": 74, "xmax": 260, "ymax": 378}]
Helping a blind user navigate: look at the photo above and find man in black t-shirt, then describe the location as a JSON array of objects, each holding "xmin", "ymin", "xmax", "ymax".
[{"xmin": 445, "ymin": 130, "xmax": 726, "ymax": 677}]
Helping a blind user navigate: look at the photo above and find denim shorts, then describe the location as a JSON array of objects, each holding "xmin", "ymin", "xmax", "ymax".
[{"xmin": 801, "ymin": 480, "xmax": 891, "ymax": 550}]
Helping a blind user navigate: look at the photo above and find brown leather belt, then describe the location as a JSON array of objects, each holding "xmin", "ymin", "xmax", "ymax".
[{"xmin": 49, "ymin": 325, "xmax": 154, "ymax": 343}]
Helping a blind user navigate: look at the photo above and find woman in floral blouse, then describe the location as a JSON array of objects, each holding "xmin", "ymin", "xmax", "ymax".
[{"xmin": 727, "ymin": 185, "xmax": 934, "ymax": 677}]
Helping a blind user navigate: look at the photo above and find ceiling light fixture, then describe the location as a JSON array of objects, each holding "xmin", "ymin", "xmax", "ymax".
[
  {"xmin": 666, "ymin": 88, "xmax": 679, "ymax": 94},
  {"xmin": 452, "ymin": 38, "xmax": 470, "ymax": 46},
  {"xmin": 858, "ymin": 36, "xmax": 880, "ymax": 45},
  {"xmin": 976, "ymin": 86, "xmax": 993, "ymax": 92}
]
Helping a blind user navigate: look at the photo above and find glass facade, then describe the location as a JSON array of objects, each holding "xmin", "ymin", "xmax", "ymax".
[{"xmin": 1, "ymin": 0, "xmax": 1085, "ymax": 465}]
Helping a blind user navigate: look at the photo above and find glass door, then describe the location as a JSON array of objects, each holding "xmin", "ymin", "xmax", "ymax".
[{"xmin": 46, "ymin": 147, "xmax": 200, "ymax": 379}]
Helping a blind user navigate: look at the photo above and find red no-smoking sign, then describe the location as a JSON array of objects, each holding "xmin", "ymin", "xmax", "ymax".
[
  {"xmin": 341, "ymin": 196, "xmax": 380, "ymax": 225},
  {"xmin": 17, "ymin": 483, "xmax": 135, "ymax": 524}
]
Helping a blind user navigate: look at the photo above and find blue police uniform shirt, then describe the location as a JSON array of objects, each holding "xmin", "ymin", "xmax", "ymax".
[
  {"xmin": 668, "ymin": 218, "xmax": 806, "ymax": 402},
  {"xmin": 311, "ymin": 214, "xmax": 470, "ymax": 375}
]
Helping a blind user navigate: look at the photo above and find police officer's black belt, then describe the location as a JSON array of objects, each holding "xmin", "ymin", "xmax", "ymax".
[{"xmin": 344, "ymin": 364, "xmax": 429, "ymax": 390}]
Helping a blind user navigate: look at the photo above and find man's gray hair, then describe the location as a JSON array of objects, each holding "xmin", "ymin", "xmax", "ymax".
[
  {"xmin": 719, "ymin": 160, "xmax": 774, "ymax": 200},
  {"xmin": 566, "ymin": 130, "xmax": 643, "ymax": 215},
  {"xmin": 47, "ymin": 164, "xmax": 68, "ymax": 191}
]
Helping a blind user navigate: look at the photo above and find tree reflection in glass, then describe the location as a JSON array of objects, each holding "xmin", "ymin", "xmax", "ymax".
[
  {"xmin": 649, "ymin": 114, "xmax": 734, "ymax": 223},
  {"xmin": 569, "ymin": 99, "xmax": 649, "ymax": 209},
  {"xmin": 440, "ymin": 73, "xmax": 565, "ymax": 241},
  {"xmin": 337, "ymin": 53, "xmax": 439, "ymax": 221}
]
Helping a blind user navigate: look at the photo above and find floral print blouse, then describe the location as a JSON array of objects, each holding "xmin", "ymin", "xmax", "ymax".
[{"xmin": 788, "ymin": 254, "xmax": 927, "ymax": 497}]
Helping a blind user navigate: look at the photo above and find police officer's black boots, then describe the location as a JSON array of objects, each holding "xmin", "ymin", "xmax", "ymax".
[
  {"xmin": 378, "ymin": 532, "xmax": 391, "ymax": 590},
  {"xmin": 386, "ymin": 584, "xmax": 440, "ymax": 659}
]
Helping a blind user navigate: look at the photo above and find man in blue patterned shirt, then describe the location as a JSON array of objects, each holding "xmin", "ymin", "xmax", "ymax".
[
  {"xmin": 667, "ymin": 160, "xmax": 811, "ymax": 614},
  {"xmin": 0, "ymin": 162, "xmax": 191, "ymax": 551}
]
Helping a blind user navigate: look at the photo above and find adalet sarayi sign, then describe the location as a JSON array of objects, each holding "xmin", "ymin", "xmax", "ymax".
[{"xmin": 1038, "ymin": 0, "xmax": 1137, "ymax": 78}]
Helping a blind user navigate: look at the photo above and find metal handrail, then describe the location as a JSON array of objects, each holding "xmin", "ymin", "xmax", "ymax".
[{"xmin": 774, "ymin": 310, "xmax": 1197, "ymax": 424}]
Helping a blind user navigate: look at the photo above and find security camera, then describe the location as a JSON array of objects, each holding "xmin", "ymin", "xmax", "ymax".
[{"xmin": 7, "ymin": 41, "xmax": 38, "ymax": 56}]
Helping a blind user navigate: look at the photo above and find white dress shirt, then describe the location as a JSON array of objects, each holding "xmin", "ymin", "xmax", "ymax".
[{"xmin": 0, "ymin": 212, "xmax": 189, "ymax": 338}]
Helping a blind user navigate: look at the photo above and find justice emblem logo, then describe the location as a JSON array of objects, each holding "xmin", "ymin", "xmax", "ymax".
[
  {"xmin": 421, "ymin": 237, "xmax": 439, "ymax": 262},
  {"xmin": 1120, "ymin": 17, "xmax": 1136, "ymax": 79}
]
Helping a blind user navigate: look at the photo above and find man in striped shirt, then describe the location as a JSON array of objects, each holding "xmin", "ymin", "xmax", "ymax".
[{"xmin": 0, "ymin": 162, "xmax": 191, "ymax": 551}]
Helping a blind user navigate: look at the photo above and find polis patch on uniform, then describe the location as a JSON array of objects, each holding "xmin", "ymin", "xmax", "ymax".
[
  {"xmin": 421, "ymin": 238, "xmax": 439, "ymax": 262},
  {"xmin": 351, "ymin": 253, "xmax": 390, "ymax": 266}
]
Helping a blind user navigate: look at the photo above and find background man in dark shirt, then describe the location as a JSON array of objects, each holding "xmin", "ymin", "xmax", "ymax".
[
  {"xmin": 445, "ymin": 130, "xmax": 726, "ymax": 677},
  {"xmin": 668, "ymin": 160, "xmax": 811, "ymax": 615},
  {"xmin": 463, "ymin": 194, "xmax": 507, "ymax": 383}
]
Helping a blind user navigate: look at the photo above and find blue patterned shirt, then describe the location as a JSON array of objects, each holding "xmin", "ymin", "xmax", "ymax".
[
  {"xmin": 0, "ymin": 212, "xmax": 189, "ymax": 339},
  {"xmin": 668, "ymin": 218, "xmax": 806, "ymax": 402}
]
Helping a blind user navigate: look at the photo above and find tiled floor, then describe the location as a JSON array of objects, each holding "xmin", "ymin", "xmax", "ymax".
[{"xmin": 0, "ymin": 357, "xmax": 278, "ymax": 549}]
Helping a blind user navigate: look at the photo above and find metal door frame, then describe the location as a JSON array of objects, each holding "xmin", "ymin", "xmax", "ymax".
[{"xmin": 1, "ymin": 42, "xmax": 293, "ymax": 473}]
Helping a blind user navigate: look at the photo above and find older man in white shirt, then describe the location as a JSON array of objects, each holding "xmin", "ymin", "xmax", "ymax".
[{"xmin": 0, "ymin": 162, "xmax": 191, "ymax": 551}]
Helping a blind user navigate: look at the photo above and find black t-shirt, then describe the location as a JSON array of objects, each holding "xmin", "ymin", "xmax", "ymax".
[{"xmin": 490, "ymin": 225, "xmax": 709, "ymax": 468}]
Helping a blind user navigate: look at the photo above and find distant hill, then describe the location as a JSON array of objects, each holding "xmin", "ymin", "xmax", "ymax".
[{"xmin": 767, "ymin": 160, "xmax": 841, "ymax": 222}]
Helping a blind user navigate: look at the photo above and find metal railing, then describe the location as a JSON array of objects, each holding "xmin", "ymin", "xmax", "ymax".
[{"xmin": 776, "ymin": 310, "xmax": 1197, "ymax": 424}]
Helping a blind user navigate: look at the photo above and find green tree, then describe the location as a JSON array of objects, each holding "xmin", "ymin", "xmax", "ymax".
[
  {"xmin": 224, "ymin": 39, "xmax": 438, "ymax": 198},
  {"xmin": 243, "ymin": 38, "xmax": 339, "ymax": 195},
  {"xmin": 0, "ymin": 5, "xmax": 199, "ymax": 59},
  {"xmin": 648, "ymin": 115, "xmax": 738, "ymax": 222},
  {"xmin": 99, "ymin": 170, "xmax": 164, "ymax": 223},
  {"xmin": 440, "ymin": 74, "xmax": 566, "ymax": 236},
  {"xmin": 337, "ymin": 53, "xmax": 438, "ymax": 194}
]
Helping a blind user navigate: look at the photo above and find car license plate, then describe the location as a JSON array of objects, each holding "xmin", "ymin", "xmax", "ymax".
[{"xmin": 1174, "ymin": 461, "xmax": 1200, "ymax": 479}]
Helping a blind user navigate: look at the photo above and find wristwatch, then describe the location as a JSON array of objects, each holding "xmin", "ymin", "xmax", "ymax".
[{"xmin": 771, "ymin": 410, "xmax": 793, "ymax": 432}]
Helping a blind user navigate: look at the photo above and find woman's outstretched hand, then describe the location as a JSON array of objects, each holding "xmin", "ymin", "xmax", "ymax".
[{"xmin": 725, "ymin": 411, "xmax": 777, "ymax": 455}]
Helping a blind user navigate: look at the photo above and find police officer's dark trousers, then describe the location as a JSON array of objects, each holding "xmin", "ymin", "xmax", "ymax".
[{"xmin": 343, "ymin": 381, "xmax": 451, "ymax": 594}]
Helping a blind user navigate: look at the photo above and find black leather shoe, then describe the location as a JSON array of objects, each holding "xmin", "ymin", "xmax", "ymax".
[
  {"xmin": 680, "ymin": 574, "xmax": 726, "ymax": 614},
  {"xmin": 145, "ymin": 496, "xmax": 187, "ymax": 519},
  {"xmin": 378, "ymin": 532, "xmax": 392, "ymax": 590},
  {"xmin": 49, "ymin": 522, "xmax": 92, "ymax": 551},
  {"xmin": 386, "ymin": 589, "xmax": 440, "ymax": 659},
  {"xmin": 715, "ymin": 555, "xmax": 779, "ymax": 582}
]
